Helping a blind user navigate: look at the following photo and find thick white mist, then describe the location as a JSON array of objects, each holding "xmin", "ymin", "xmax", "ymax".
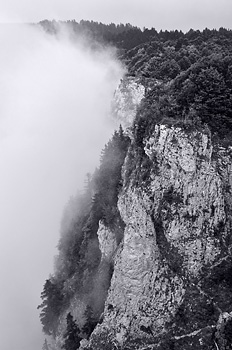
[{"xmin": 0, "ymin": 24, "xmax": 124, "ymax": 350}]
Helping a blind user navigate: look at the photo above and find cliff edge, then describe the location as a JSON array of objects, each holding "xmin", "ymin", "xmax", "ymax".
[{"xmin": 83, "ymin": 124, "xmax": 232, "ymax": 350}]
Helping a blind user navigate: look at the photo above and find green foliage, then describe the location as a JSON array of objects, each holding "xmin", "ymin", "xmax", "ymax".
[{"xmin": 62, "ymin": 313, "xmax": 82, "ymax": 350}]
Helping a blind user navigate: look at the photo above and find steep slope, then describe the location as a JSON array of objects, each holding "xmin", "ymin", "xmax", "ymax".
[
  {"xmin": 84, "ymin": 125, "xmax": 232, "ymax": 350},
  {"xmin": 78, "ymin": 28, "xmax": 232, "ymax": 350},
  {"xmin": 38, "ymin": 26, "xmax": 232, "ymax": 350}
]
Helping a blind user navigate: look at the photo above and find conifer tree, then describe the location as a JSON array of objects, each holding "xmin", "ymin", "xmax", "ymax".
[
  {"xmin": 37, "ymin": 279, "xmax": 64, "ymax": 335},
  {"xmin": 62, "ymin": 313, "xmax": 81, "ymax": 350},
  {"xmin": 82, "ymin": 305, "xmax": 97, "ymax": 338},
  {"xmin": 42, "ymin": 339, "xmax": 50, "ymax": 350}
]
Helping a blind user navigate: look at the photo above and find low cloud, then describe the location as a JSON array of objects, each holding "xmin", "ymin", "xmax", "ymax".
[{"xmin": 0, "ymin": 23, "xmax": 124, "ymax": 350}]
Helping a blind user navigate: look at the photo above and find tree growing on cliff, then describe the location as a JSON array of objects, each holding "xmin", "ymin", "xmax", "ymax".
[
  {"xmin": 82, "ymin": 305, "xmax": 98, "ymax": 338},
  {"xmin": 37, "ymin": 279, "xmax": 64, "ymax": 335},
  {"xmin": 62, "ymin": 313, "xmax": 82, "ymax": 350},
  {"xmin": 92, "ymin": 125, "xmax": 130, "ymax": 228},
  {"xmin": 42, "ymin": 339, "xmax": 50, "ymax": 350}
]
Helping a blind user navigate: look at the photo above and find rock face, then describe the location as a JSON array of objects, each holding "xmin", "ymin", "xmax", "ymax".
[
  {"xmin": 111, "ymin": 76, "xmax": 145, "ymax": 129},
  {"xmin": 83, "ymin": 125, "xmax": 232, "ymax": 349},
  {"xmin": 97, "ymin": 221, "xmax": 118, "ymax": 262}
]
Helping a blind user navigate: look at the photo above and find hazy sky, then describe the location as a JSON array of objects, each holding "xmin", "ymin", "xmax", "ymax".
[
  {"xmin": 0, "ymin": 24, "xmax": 123, "ymax": 350},
  {"xmin": 0, "ymin": 0, "xmax": 232, "ymax": 31}
]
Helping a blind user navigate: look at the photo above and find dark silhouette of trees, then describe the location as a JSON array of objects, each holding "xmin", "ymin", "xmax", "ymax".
[
  {"xmin": 82, "ymin": 305, "xmax": 98, "ymax": 338},
  {"xmin": 92, "ymin": 125, "xmax": 130, "ymax": 227},
  {"xmin": 37, "ymin": 279, "xmax": 64, "ymax": 335},
  {"xmin": 38, "ymin": 19, "xmax": 232, "ymax": 56},
  {"xmin": 62, "ymin": 313, "xmax": 82, "ymax": 350}
]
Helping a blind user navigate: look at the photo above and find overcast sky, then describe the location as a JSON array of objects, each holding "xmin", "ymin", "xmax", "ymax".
[
  {"xmin": 0, "ymin": 0, "xmax": 232, "ymax": 31},
  {"xmin": 0, "ymin": 24, "xmax": 123, "ymax": 350}
]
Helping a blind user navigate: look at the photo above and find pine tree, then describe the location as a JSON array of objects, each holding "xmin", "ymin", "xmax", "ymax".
[
  {"xmin": 42, "ymin": 339, "xmax": 49, "ymax": 350},
  {"xmin": 92, "ymin": 125, "xmax": 130, "ymax": 227},
  {"xmin": 37, "ymin": 279, "xmax": 64, "ymax": 335},
  {"xmin": 62, "ymin": 313, "xmax": 81, "ymax": 350},
  {"xmin": 82, "ymin": 305, "xmax": 97, "ymax": 338}
]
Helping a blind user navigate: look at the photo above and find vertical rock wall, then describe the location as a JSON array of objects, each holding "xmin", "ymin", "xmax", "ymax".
[{"xmin": 84, "ymin": 125, "xmax": 232, "ymax": 350}]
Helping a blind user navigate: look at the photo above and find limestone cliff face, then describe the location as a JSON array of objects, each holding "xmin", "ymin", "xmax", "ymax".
[
  {"xmin": 83, "ymin": 125, "xmax": 232, "ymax": 350},
  {"xmin": 111, "ymin": 76, "xmax": 145, "ymax": 129},
  {"xmin": 97, "ymin": 221, "xmax": 118, "ymax": 262}
]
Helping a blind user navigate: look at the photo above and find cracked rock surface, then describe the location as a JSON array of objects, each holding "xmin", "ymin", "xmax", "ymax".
[
  {"xmin": 111, "ymin": 76, "xmax": 145, "ymax": 129},
  {"xmin": 81, "ymin": 125, "xmax": 232, "ymax": 350}
]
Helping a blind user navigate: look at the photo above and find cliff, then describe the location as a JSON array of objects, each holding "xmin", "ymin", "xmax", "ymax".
[
  {"xmin": 111, "ymin": 76, "xmax": 145, "ymax": 129},
  {"xmin": 81, "ymin": 123, "xmax": 232, "ymax": 350},
  {"xmin": 38, "ymin": 27, "xmax": 232, "ymax": 350},
  {"xmin": 41, "ymin": 77, "xmax": 232, "ymax": 350}
]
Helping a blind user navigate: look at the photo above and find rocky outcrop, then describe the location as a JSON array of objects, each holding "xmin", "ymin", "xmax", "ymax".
[
  {"xmin": 82, "ymin": 125, "xmax": 232, "ymax": 349},
  {"xmin": 111, "ymin": 76, "xmax": 145, "ymax": 129},
  {"xmin": 97, "ymin": 221, "xmax": 118, "ymax": 262}
]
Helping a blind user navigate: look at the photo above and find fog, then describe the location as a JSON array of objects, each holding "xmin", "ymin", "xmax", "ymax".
[
  {"xmin": 1, "ymin": 0, "xmax": 232, "ymax": 32},
  {"xmin": 0, "ymin": 24, "xmax": 124, "ymax": 350}
]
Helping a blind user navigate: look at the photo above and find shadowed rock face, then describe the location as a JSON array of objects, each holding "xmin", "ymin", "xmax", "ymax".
[{"xmin": 82, "ymin": 125, "xmax": 232, "ymax": 350}]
